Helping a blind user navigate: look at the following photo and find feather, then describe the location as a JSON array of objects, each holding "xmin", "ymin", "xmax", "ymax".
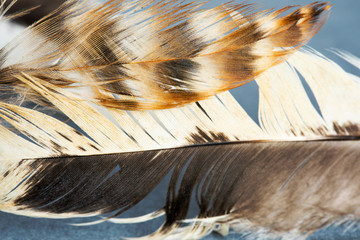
[
  {"xmin": 2, "ymin": 0, "xmax": 66, "ymax": 24},
  {"xmin": 1, "ymin": 0, "xmax": 360, "ymax": 239},
  {"xmin": 0, "ymin": 0, "xmax": 330, "ymax": 110}
]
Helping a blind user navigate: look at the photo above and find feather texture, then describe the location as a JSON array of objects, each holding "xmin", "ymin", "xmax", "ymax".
[
  {"xmin": 1, "ymin": 0, "xmax": 360, "ymax": 239},
  {"xmin": 2, "ymin": 0, "xmax": 65, "ymax": 24},
  {"xmin": 0, "ymin": 0, "xmax": 330, "ymax": 110}
]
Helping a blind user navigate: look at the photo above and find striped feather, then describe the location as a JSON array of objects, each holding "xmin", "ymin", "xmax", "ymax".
[
  {"xmin": 0, "ymin": 0, "xmax": 330, "ymax": 110},
  {"xmin": 1, "ymin": 0, "xmax": 360, "ymax": 239}
]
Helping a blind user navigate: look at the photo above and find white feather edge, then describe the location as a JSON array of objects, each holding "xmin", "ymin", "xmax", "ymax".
[
  {"xmin": 1, "ymin": 49, "xmax": 359, "ymax": 160},
  {"xmin": 1, "ymin": 49, "xmax": 359, "ymax": 219},
  {"xmin": 289, "ymin": 49, "xmax": 360, "ymax": 126}
]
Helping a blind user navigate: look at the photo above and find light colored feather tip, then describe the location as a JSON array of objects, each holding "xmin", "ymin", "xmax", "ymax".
[{"xmin": 1, "ymin": 0, "xmax": 360, "ymax": 239}]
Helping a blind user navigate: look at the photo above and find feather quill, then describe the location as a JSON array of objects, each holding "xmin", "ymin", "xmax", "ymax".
[{"xmin": 0, "ymin": 0, "xmax": 360, "ymax": 239}]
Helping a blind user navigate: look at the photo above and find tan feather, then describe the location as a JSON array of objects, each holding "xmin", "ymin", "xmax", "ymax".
[
  {"xmin": 1, "ymin": 0, "xmax": 360, "ymax": 239},
  {"xmin": 0, "ymin": 0, "xmax": 330, "ymax": 110}
]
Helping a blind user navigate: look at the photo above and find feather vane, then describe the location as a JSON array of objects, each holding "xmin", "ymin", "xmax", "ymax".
[
  {"xmin": 1, "ymin": 0, "xmax": 360, "ymax": 239},
  {"xmin": 0, "ymin": 0, "xmax": 330, "ymax": 110}
]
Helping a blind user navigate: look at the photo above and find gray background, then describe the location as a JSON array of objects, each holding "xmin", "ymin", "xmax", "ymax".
[{"xmin": 1, "ymin": 0, "xmax": 360, "ymax": 239}]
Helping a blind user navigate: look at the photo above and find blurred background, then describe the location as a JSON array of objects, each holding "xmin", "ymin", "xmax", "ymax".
[{"xmin": 0, "ymin": 0, "xmax": 359, "ymax": 239}]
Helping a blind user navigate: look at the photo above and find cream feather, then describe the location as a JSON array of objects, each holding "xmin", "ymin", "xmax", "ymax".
[{"xmin": 0, "ymin": 0, "xmax": 360, "ymax": 239}]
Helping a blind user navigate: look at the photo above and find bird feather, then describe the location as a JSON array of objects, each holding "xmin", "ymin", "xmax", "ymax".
[{"xmin": 1, "ymin": 0, "xmax": 360, "ymax": 239}]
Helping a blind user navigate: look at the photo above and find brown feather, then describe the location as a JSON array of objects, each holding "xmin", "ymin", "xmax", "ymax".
[
  {"xmin": 2, "ymin": 140, "xmax": 360, "ymax": 238},
  {"xmin": 2, "ymin": 1, "xmax": 360, "ymax": 239},
  {"xmin": 0, "ymin": 0, "xmax": 330, "ymax": 110}
]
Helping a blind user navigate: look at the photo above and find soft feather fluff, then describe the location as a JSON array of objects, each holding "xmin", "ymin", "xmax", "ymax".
[{"xmin": 1, "ymin": 0, "xmax": 360, "ymax": 239}]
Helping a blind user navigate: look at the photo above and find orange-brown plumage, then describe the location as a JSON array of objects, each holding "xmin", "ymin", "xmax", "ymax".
[
  {"xmin": 4, "ymin": 1, "xmax": 360, "ymax": 240},
  {"xmin": 0, "ymin": 0, "xmax": 330, "ymax": 110}
]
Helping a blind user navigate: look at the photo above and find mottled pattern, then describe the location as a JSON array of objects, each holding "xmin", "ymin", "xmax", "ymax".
[
  {"xmin": 1, "ymin": 0, "xmax": 360, "ymax": 239},
  {"xmin": 0, "ymin": 0, "xmax": 330, "ymax": 110}
]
